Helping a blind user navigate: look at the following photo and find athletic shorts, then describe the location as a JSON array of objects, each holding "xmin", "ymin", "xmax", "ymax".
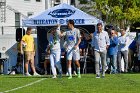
[
  {"xmin": 67, "ymin": 47, "xmax": 80, "ymax": 61},
  {"xmin": 24, "ymin": 51, "xmax": 34, "ymax": 62}
]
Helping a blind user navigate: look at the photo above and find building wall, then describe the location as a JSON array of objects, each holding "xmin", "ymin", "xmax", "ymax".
[
  {"xmin": 0, "ymin": 0, "xmax": 73, "ymax": 73},
  {"xmin": 0, "ymin": 0, "xmax": 45, "ymax": 34},
  {"xmin": 45, "ymin": 0, "xmax": 71, "ymax": 9},
  {"xmin": 0, "ymin": 0, "xmax": 73, "ymax": 34}
]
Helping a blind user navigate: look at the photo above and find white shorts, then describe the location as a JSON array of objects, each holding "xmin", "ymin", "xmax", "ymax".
[{"xmin": 66, "ymin": 47, "xmax": 80, "ymax": 61}]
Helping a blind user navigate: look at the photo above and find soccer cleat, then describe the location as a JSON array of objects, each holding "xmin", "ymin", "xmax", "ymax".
[
  {"xmin": 77, "ymin": 74, "xmax": 81, "ymax": 78},
  {"xmin": 68, "ymin": 76, "xmax": 72, "ymax": 79},
  {"xmin": 105, "ymin": 66, "xmax": 108, "ymax": 72},
  {"xmin": 25, "ymin": 73, "xmax": 31, "ymax": 76},
  {"xmin": 33, "ymin": 72, "xmax": 41, "ymax": 76},
  {"xmin": 96, "ymin": 75, "xmax": 100, "ymax": 78},
  {"xmin": 58, "ymin": 73, "xmax": 62, "ymax": 78},
  {"xmin": 52, "ymin": 76, "xmax": 57, "ymax": 79},
  {"xmin": 66, "ymin": 72, "xmax": 69, "ymax": 76},
  {"xmin": 73, "ymin": 71, "xmax": 77, "ymax": 76},
  {"xmin": 102, "ymin": 76, "xmax": 105, "ymax": 78}
]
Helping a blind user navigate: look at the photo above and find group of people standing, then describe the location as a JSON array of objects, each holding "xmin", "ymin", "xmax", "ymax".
[
  {"xmin": 20, "ymin": 20, "xmax": 81, "ymax": 79},
  {"xmin": 20, "ymin": 19, "xmax": 139, "ymax": 79},
  {"xmin": 92, "ymin": 23, "xmax": 137, "ymax": 78},
  {"xmin": 46, "ymin": 20, "xmax": 81, "ymax": 79}
]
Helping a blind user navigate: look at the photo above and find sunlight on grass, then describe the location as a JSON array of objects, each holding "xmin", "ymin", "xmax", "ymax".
[{"xmin": 0, "ymin": 74, "xmax": 140, "ymax": 93}]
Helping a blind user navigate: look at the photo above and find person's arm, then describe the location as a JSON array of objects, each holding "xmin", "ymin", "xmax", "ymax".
[
  {"xmin": 46, "ymin": 45, "xmax": 50, "ymax": 55},
  {"xmin": 91, "ymin": 33, "xmax": 95, "ymax": 48},
  {"xmin": 56, "ymin": 24, "xmax": 61, "ymax": 36},
  {"xmin": 106, "ymin": 32, "xmax": 110, "ymax": 49},
  {"xmin": 74, "ymin": 29, "xmax": 81, "ymax": 49},
  {"xmin": 20, "ymin": 40, "xmax": 24, "ymax": 54},
  {"xmin": 75, "ymin": 37, "xmax": 81, "ymax": 49},
  {"xmin": 56, "ymin": 24, "xmax": 66, "ymax": 37},
  {"xmin": 125, "ymin": 37, "xmax": 129, "ymax": 46},
  {"xmin": 20, "ymin": 35, "xmax": 26, "ymax": 54},
  {"xmin": 111, "ymin": 36, "xmax": 119, "ymax": 47},
  {"xmin": 33, "ymin": 42, "xmax": 36, "ymax": 56}
]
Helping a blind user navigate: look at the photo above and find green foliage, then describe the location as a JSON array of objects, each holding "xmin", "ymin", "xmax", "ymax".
[
  {"xmin": 79, "ymin": 0, "xmax": 140, "ymax": 27},
  {"xmin": 78, "ymin": 0, "xmax": 88, "ymax": 4}
]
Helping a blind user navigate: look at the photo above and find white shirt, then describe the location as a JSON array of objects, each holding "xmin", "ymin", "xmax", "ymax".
[
  {"xmin": 92, "ymin": 30, "xmax": 110, "ymax": 52},
  {"xmin": 118, "ymin": 35, "xmax": 129, "ymax": 51}
]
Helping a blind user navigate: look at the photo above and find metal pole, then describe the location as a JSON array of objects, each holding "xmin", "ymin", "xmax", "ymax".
[{"xmin": 22, "ymin": 26, "xmax": 24, "ymax": 75}]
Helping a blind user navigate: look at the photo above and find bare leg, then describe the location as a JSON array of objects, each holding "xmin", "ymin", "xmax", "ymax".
[
  {"xmin": 67, "ymin": 60, "xmax": 72, "ymax": 77},
  {"xmin": 25, "ymin": 61, "xmax": 29, "ymax": 73},
  {"xmin": 75, "ymin": 60, "xmax": 81, "ymax": 77},
  {"xmin": 30, "ymin": 58, "xmax": 36, "ymax": 73},
  {"xmin": 75, "ymin": 60, "xmax": 80, "ymax": 68}
]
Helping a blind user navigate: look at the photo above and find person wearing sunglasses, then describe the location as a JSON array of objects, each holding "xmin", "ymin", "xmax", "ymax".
[{"xmin": 107, "ymin": 30, "xmax": 118, "ymax": 74}]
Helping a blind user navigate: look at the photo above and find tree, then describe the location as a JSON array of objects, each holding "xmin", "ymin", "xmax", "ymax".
[{"xmin": 78, "ymin": 0, "xmax": 140, "ymax": 28}]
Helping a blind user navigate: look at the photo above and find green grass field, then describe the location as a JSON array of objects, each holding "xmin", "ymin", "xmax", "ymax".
[{"xmin": 0, "ymin": 74, "xmax": 140, "ymax": 93}]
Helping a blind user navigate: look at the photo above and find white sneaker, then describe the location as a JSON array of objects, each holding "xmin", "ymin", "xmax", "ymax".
[
  {"xmin": 73, "ymin": 71, "xmax": 77, "ymax": 76},
  {"xmin": 33, "ymin": 72, "xmax": 41, "ymax": 76},
  {"xmin": 52, "ymin": 76, "xmax": 57, "ymax": 79},
  {"xmin": 105, "ymin": 66, "xmax": 108, "ymax": 72},
  {"xmin": 66, "ymin": 72, "xmax": 69, "ymax": 76},
  {"xmin": 10, "ymin": 71, "xmax": 16, "ymax": 75},
  {"xmin": 25, "ymin": 73, "xmax": 31, "ymax": 76}
]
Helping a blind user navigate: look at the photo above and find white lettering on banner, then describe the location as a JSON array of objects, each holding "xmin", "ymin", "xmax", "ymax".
[
  {"xmin": 66, "ymin": 19, "xmax": 85, "ymax": 24},
  {"xmin": 33, "ymin": 19, "xmax": 85, "ymax": 25},
  {"xmin": 74, "ymin": 19, "xmax": 85, "ymax": 24},
  {"xmin": 33, "ymin": 19, "xmax": 58, "ymax": 25}
]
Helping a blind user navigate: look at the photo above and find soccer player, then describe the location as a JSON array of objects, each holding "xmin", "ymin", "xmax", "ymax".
[
  {"xmin": 60, "ymin": 20, "xmax": 81, "ymax": 79},
  {"xmin": 46, "ymin": 25, "xmax": 62, "ymax": 78}
]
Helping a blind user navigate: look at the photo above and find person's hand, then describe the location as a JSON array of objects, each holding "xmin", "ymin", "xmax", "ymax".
[
  {"xmin": 33, "ymin": 51, "xmax": 35, "ymax": 56},
  {"xmin": 106, "ymin": 45, "xmax": 109, "ymax": 49},
  {"xmin": 21, "ymin": 50, "xmax": 24, "ymax": 54},
  {"xmin": 74, "ymin": 45, "xmax": 78, "ymax": 50},
  {"xmin": 47, "ymin": 50, "xmax": 50, "ymax": 55}
]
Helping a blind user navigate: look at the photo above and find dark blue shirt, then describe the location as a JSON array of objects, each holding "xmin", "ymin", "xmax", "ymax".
[
  {"xmin": 79, "ymin": 37, "xmax": 88, "ymax": 49},
  {"xmin": 108, "ymin": 36, "xmax": 119, "ymax": 55},
  {"xmin": 129, "ymin": 40, "xmax": 136, "ymax": 52}
]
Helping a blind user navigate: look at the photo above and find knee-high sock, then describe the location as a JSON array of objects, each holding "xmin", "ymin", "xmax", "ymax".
[
  {"xmin": 68, "ymin": 67, "xmax": 72, "ymax": 76},
  {"xmin": 56, "ymin": 62, "xmax": 62, "ymax": 74},
  {"xmin": 77, "ymin": 67, "xmax": 80, "ymax": 74}
]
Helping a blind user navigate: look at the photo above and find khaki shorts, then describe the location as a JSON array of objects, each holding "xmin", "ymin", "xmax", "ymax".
[{"xmin": 24, "ymin": 51, "xmax": 35, "ymax": 62}]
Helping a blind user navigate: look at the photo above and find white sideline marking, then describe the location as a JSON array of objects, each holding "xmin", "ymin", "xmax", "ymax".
[{"xmin": 0, "ymin": 78, "xmax": 46, "ymax": 93}]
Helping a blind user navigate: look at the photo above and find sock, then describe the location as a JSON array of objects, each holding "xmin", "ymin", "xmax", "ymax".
[
  {"xmin": 25, "ymin": 71, "xmax": 29, "ymax": 74},
  {"xmin": 77, "ymin": 67, "xmax": 80, "ymax": 74},
  {"xmin": 68, "ymin": 67, "xmax": 72, "ymax": 76},
  {"xmin": 56, "ymin": 63, "xmax": 62, "ymax": 74}
]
